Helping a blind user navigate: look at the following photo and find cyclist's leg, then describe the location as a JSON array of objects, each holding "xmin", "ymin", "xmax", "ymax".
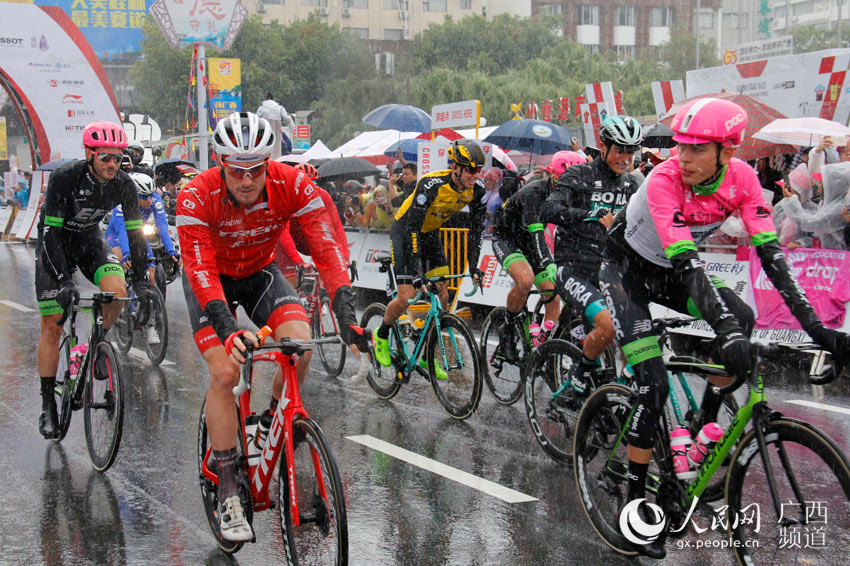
[
  {"xmin": 35, "ymin": 258, "xmax": 68, "ymax": 438},
  {"xmin": 80, "ymin": 239, "xmax": 126, "ymax": 328},
  {"xmin": 242, "ymin": 263, "xmax": 311, "ymax": 391},
  {"xmin": 600, "ymin": 257, "xmax": 669, "ymax": 558},
  {"xmin": 492, "ymin": 232, "xmax": 530, "ymax": 347},
  {"xmin": 556, "ymin": 264, "xmax": 614, "ymax": 391}
]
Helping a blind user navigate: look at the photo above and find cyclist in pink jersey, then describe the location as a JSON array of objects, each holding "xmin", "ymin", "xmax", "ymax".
[{"xmin": 600, "ymin": 97, "xmax": 850, "ymax": 559}]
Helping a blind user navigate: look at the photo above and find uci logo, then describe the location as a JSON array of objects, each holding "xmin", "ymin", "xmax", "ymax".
[{"xmin": 724, "ymin": 113, "xmax": 745, "ymax": 132}]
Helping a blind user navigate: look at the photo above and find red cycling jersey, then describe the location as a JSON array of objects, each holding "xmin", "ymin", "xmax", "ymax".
[
  {"xmin": 279, "ymin": 187, "xmax": 350, "ymax": 265},
  {"xmin": 177, "ymin": 161, "xmax": 350, "ymax": 310}
]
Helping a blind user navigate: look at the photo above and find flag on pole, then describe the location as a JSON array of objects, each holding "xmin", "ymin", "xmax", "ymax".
[{"xmin": 651, "ymin": 80, "xmax": 685, "ymax": 120}]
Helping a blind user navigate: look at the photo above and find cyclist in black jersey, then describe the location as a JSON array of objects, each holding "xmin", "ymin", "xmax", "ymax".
[
  {"xmin": 491, "ymin": 153, "xmax": 585, "ymax": 356},
  {"xmin": 372, "ymin": 138, "xmax": 487, "ymax": 366},
  {"xmin": 541, "ymin": 115, "xmax": 643, "ymax": 397},
  {"xmin": 35, "ymin": 121, "xmax": 149, "ymax": 440}
]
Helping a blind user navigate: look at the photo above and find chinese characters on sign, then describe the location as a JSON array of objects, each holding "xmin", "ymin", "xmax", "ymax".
[
  {"xmin": 723, "ymin": 36, "xmax": 794, "ymax": 66},
  {"xmin": 150, "ymin": 0, "xmax": 248, "ymax": 50},
  {"xmin": 68, "ymin": 0, "xmax": 148, "ymax": 30}
]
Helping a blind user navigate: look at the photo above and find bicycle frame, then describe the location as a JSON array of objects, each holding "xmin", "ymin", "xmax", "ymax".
[
  {"xmin": 199, "ymin": 341, "xmax": 332, "ymax": 526},
  {"xmin": 299, "ymin": 267, "xmax": 341, "ymax": 339},
  {"xmin": 57, "ymin": 294, "xmax": 115, "ymax": 405}
]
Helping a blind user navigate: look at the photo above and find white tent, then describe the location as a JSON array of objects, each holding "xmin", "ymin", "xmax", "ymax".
[{"xmin": 276, "ymin": 139, "xmax": 332, "ymax": 163}]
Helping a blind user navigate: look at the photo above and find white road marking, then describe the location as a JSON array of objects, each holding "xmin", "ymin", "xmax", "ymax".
[
  {"xmin": 0, "ymin": 300, "xmax": 35, "ymax": 312},
  {"xmin": 128, "ymin": 346, "xmax": 175, "ymax": 366},
  {"xmin": 346, "ymin": 434, "xmax": 538, "ymax": 504},
  {"xmin": 786, "ymin": 399, "xmax": 850, "ymax": 416}
]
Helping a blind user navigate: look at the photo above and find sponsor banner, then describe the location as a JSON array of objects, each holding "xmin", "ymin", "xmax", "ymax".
[
  {"xmin": 416, "ymin": 141, "xmax": 450, "ymax": 179},
  {"xmin": 15, "ymin": 171, "xmax": 47, "ymax": 240},
  {"xmin": 349, "ymin": 230, "xmax": 393, "ymax": 291},
  {"xmin": 34, "ymin": 0, "xmax": 154, "ymax": 59},
  {"xmin": 0, "ymin": 4, "xmax": 120, "ymax": 161},
  {"xmin": 749, "ymin": 247, "xmax": 850, "ymax": 330},
  {"xmin": 150, "ymin": 0, "xmax": 248, "ymax": 50},
  {"xmin": 430, "ymin": 100, "xmax": 480, "ymax": 130},
  {"xmin": 686, "ymin": 48, "xmax": 850, "ymax": 124},
  {"xmin": 579, "ymin": 102, "xmax": 605, "ymax": 149},
  {"xmin": 651, "ymin": 80, "xmax": 685, "ymax": 121},
  {"xmin": 585, "ymin": 82, "xmax": 617, "ymax": 117},
  {"xmin": 208, "ymin": 57, "xmax": 242, "ymax": 115},
  {"xmin": 723, "ymin": 36, "xmax": 793, "ymax": 66},
  {"xmin": 4, "ymin": 171, "xmax": 20, "ymax": 201}
]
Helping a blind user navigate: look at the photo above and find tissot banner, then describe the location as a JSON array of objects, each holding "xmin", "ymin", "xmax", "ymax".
[{"xmin": 0, "ymin": 4, "xmax": 121, "ymax": 162}]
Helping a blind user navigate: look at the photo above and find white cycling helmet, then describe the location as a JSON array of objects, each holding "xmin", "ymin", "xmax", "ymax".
[
  {"xmin": 130, "ymin": 172, "xmax": 155, "ymax": 197},
  {"xmin": 212, "ymin": 111, "xmax": 276, "ymax": 158}
]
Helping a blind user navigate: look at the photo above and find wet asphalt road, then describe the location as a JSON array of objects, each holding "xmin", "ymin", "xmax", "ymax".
[{"xmin": 1, "ymin": 242, "xmax": 850, "ymax": 566}]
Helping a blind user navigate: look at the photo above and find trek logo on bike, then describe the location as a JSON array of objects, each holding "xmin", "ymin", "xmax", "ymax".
[{"xmin": 619, "ymin": 498, "xmax": 665, "ymax": 546}]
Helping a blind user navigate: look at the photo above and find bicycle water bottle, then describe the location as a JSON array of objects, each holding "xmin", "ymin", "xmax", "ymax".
[
  {"xmin": 69, "ymin": 343, "xmax": 88, "ymax": 380},
  {"xmin": 535, "ymin": 320, "xmax": 556, "ymax": 347},
  {"xmin": 688, "ymin": 422, "xmax": 724, "ymax": 466},
  {"xmin": 254, "ymin": 409, "xmax": 274, "ymax": 450},
  {"xmin": 670, "ymin": 426, "xmax": 696, "ymax": 480},
  {"xmin": 528, "ymin": 322, "xmax": 541, "ymax": 346}
]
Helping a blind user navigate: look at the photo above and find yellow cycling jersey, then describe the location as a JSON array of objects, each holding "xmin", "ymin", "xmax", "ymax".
[{"xmin": 394, "ymin": 169, "xmax": 486, "ymax": 233}]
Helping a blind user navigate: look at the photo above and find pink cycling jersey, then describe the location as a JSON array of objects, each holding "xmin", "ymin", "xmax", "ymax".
[{"xmin": 624, "ymin": 157, "xmax": 777, "ymax": 266}]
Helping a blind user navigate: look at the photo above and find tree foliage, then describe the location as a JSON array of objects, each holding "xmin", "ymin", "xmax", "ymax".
[
  {"xmin": 128, "ymin": 12, "xmax": 727, "ymax": 148},
  {"xmin": 791, "ymin": 25, "xmax": 843, "ymax": 53}
]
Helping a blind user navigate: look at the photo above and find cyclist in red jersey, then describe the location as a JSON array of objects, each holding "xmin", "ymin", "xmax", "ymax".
[
  {"xmin": 177, "ymin": 112, "xmax": 366, "ymax": 542},
  {"xmin": 601, "ymin": 98, "xmax": 850, "ymax": 558}
]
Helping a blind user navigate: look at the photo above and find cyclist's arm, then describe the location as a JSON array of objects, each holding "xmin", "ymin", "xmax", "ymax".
[
  {"xmin": 466, "ymin": 184, "xmax": 488, "ymax": 270},
  {"xmin": 107, "ymin": 206, "xmax": 132, "ymax": 260},
  {"xmin": 39, "ymin": 176, "xmax": 72, "ymax": 284},
  {"xmin": 647, "ymin": 171, "xmax": 741, "ymax": 335},
  {"xmin": 737, "ymin": 172, "xmax": 825, "ymax": 333},
  {"xmin": 279, "ymin": 222, "xmax": 304, "ymax": 265},
  {"xmin": 176, "ymin": 189, "xmax": 238, "ymax": 341},
  {"xmin": 119, "ymin": 181, "xmax": 150, "ymax": 284},
  {"xmin": 318, "ymin": 188, "xmax": 350, "ymax": 264},
  {"xmin": 401, "ymin": 178, "xmax": 440, "ymax": 273},
  {"xmin": 520, "ymin": 186, "xmax": 554, "ymax": 268},
  {"xmin": 151, "ymin": 194, "xmax": 176, "ymax": 255},
  {"xmin": 540, "ymin": 168, "xmax": 590, "ymax": 227}
]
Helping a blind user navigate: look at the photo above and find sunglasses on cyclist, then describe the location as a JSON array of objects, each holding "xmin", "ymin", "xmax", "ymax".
[
  {"xmin": 94, "ymin": 152, "xmax": 122, "ymax": 164},
  {"xmin": 464, "ymin": 166, "xmax": 483, "ymax": 175},
  {"xmin": 614, "ymin": 144, "xmax": 641, "ymax": 154},
  {"xmin": 224, "ymin": 162, "xmax": 268, "ymax": 180}
]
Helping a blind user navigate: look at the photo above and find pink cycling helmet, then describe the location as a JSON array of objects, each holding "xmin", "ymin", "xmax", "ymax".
[
  {"xmin": 83, "ymin": 121, "xmax": 128, "ymax": 149},
  {"xmin": 544, "ymin": 151, "xmax": 586, "ymax": 175},
  {"xmin": 670, "ymin": 98, "xmax": 748, "ymax": 148}
]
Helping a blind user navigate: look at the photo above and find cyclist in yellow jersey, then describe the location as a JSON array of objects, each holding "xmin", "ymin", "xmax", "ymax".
[{"xmin": 373, "ymin": 138, "xmax": 488, "ymax": 365}]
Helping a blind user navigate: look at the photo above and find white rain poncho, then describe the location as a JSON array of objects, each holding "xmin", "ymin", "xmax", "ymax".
[
  {"xmin": 773, "ymin": 163, "xmax": 817, "ymax": 247},
  {"xmin": 780, "ymin": 161, "xmax": 850, "ymax": 250}
]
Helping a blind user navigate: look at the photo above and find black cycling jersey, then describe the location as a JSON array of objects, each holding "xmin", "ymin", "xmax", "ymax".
[
  {"xmin": 493, "ymin": 177, "xmax": 554, "ymax": 270},
  {"xmin": 37, "ymin": 160, "xmax": 148, "ymax": 285},
  {"xmin": 394, "ymin": 169, "xmax": 487, "ymax": 273},
  {"xmin": 541, "ymin": 158, "xmax": 640, "ymax": 270}
]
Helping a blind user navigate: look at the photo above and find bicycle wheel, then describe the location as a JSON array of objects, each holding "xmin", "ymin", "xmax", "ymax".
[
  {"xmin": 54, "ymin": 333, "xmax": 74, "ymax": 442},
  {"xmin": 84, "ymin": 341, "xmax": 124, "ymax": 472},
  {"xmin": 358, "ymin": 303, "xmax": 402, "ymax": 400},
  {"xmin": 573, "ymin": 383, "xmax": 666, "ymax": 556},
  {"xmin": 314, "ymin": 294, "xmax": 346, "ymax": 379},
  {"xmin": 524, "ymin": 338, "xmax": 583, "ymax": 462},
  {"xmin": 112, "ymin": 303, "xmax": 134, "ymax": 354},
  {"xmin": 726, "ymin": 417, "xmax": 850, "ymax": 566},
  {"xmin": 143, "ymin": 286, "xmax": 169, "ymax": 365},
  {"xmin": 278, "ymin": 416, "xmax": 348, "ymax": 566},
  {"xmin": 197, "ymin": 400, "xmax": 253, "ymax": 555},
  {"xmin": 426, "ymin": 314, "xmax": 482, "ymax": 420},
  {"xmin": 479, "ymin": 307, "xmax": 526, "ymax": 405}
]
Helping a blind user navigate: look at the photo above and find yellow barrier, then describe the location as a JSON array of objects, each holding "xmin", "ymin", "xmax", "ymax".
[{"xmin": 439, "ymin": 227, "xmax": 469, "ymax": 293}]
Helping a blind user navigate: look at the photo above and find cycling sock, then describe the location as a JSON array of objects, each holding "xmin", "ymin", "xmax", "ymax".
[
  {"xmin": 627, "ymin": 461, "xmax": 649, "ymax": 501},
  {"xmin": 40, "ymin": 377, "xmax": 56, "ymax": 408},
  {"xmin": 699, "ymin": 387, "xmax": 724, "ymax": 425},
  {"xmin": 213, "ymin": 447, "xmax": 240, "ymax": 501},
  {"xmin": 377, "ymin": 322, "xmax": 390, "ymax": 340}
]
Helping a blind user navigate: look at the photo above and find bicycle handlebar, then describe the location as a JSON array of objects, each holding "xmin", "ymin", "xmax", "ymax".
[{"xmin": 407, "ymin": 273, "xmax": 481, "ymax": 305}]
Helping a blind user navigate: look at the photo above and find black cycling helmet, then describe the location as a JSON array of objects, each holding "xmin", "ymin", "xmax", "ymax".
[
  {"xmin": 599, "ymin": 115, "xmax": 643, "ymax": 151},
  {"xmin": 127, "ymin": 142, "xmax": 145, "ymax": 166},
  {"xmin": 448, "ymin": 138, "xmax": 486, "ymax": 169}
]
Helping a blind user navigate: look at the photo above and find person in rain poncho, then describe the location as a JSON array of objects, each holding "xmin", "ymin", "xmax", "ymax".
[
  {"xmin": 781, "ymin": 161, "xmax": 850, "ymax": 250},
  {"xmin": 772, "ymin": 163, "xmax": 817, "ymax": 249}
]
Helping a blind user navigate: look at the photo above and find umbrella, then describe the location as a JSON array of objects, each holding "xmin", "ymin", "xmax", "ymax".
[
  {"xmin": 642, "ymin": 122, "xmax": 676, "ymax": 149},
  {"xmin": 660, "ymin": 92, "xmax": 795, "ymax": 161},
  {"xmin": 753, "ymin": 117, "xmax": 850, "ymax": 147},
  {"xmin": 37, "ymin": 159, "xmax": 74, "ymax": 171},
  {"xmin": 383, "ymin": 138, "xmax": 423, "ymax": 162},
  {"xmin": 483, "ymin": 119, "xmax": 573, "ymax": 156},
  {"xmin": 316, "ymin": 157, "xmax": 380, "ymax": 181},
  {"xmin": 362, "ymin": 103, "xmax": 432, "ymax": 133}
]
